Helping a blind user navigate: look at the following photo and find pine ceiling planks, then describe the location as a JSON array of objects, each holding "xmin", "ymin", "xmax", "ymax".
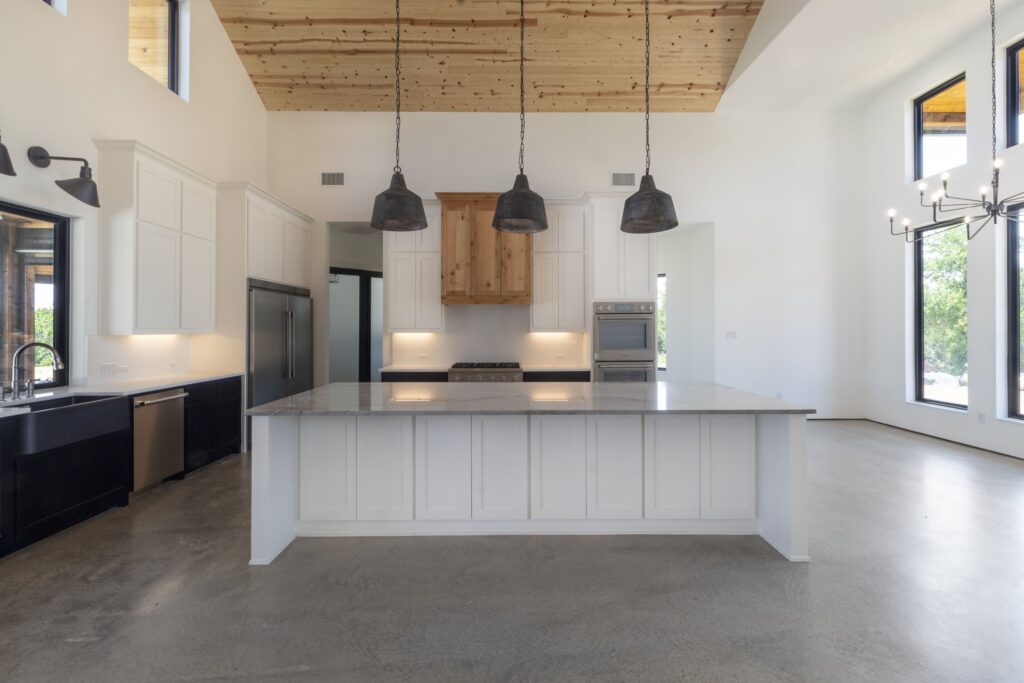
[{"xmin": 209, "ymin": 0, "xmax": 763, "ymax": 112}]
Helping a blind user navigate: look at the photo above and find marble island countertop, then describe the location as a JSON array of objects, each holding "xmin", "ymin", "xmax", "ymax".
[{"xmin": 248, "ymin": 382, "xmax": 815, "ymax": 416}]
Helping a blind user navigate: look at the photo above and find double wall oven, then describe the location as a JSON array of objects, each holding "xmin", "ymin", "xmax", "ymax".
[{"xmin": 592, "ymin": 302, "xmax": 657, "ymax": 382}]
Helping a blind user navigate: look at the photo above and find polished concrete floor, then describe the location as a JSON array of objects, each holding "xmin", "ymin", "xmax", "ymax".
[{"xmin": 1, "ymin": 420, "xmax": 1023, "ymax": 682}]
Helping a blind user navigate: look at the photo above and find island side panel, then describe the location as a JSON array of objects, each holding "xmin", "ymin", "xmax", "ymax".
[
  {"xmin": 250, "ymin": 415, "xmax": 300, "ymax": 565},
  {"xmin": 756, "ymin": 414, "xmax": 809, "ymax": 562}
]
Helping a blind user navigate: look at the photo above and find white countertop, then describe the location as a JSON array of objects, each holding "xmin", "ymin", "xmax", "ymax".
[
  {"xmin": 248, "ymin": 382, "xmax": 814, "ymax": 416},
  {"xmin": 0, "ymin": 371, "xmax": 243, "ymax": 413},
  {"xmin": 379, "ymin": 365, "xmax": 593, "ymax": 373}
]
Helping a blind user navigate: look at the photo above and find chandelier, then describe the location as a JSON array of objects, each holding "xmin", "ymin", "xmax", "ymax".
[{"xmin": 889, "ymin": 0, "xmax": 1022, "ymax": 242}]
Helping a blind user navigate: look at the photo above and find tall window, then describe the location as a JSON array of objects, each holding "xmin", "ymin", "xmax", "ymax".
[
  {"xmin": 129, "ymin": 0, "xmax": 180, "ymax": 93},
  {"xmin": 1008, "ymin": 39, "xmax": 1024, "ymax": 147},
  {"xmin": 915, "ymin": 75, "xmax": 967, "ymax": 180},
  {"xmin": 915, "ymin": 228, "xmax": 969, "ymax": 408},
  {"xmin": 1010, "ymin": 217, "xmax": 1023, "ymax": 419},
  {"xmin": 0, "ymin": 203, "xmax": 70, "ymax": 390},
  {"xmin": 656, "ymin": 274, "xmax": 667, "ymax": 371}
]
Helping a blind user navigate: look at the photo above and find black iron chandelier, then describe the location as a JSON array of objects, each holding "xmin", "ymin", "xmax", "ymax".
[
  {"xmin": 371, "ymin": 0, "xmax": 427, "ymax": 232},
  {"xmin": 493, "ymin": 0, "xmax": 548, "ymax": 234},
  {"xmin": 621, "ymin": 0, "xmax": 678, "ymax": 234},
  {"xmin": 889, "ymin": 0, "xmax": 1021, "ymax": 242}
]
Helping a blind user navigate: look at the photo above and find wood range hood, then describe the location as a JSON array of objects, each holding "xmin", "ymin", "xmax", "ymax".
[{"xmin": 437, "ymin": 192, "xmax": 532, "ymax": 305}]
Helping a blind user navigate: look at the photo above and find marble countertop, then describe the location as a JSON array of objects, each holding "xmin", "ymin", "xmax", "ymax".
[
  {"xmin": 379, "ymin": 365, "xmax": 593, "ymax": 373},
  {"xmin": 248, "ymin": 382, "xmax": 815, "ymax": 416}
]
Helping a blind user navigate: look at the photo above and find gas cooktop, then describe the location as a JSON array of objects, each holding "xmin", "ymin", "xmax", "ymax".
[
  {"xmin": 448, "ymin": 362, "xmax": 523, "ymax": 382},
  {"xmin": 451, "ymin": 362, "xmax": 521, "ymax": 369}
]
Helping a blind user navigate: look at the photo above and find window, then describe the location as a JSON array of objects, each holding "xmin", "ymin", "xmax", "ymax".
[
  {"xmin": 1009, "ymin": 39, "xmax": 1024, "ymax": 147},
  {"xmin": 129, "ymin": 0, "xmax": 180, "ymax": 93},
  {"xmin": 656, "ymin": 274, "xmax": 667, "ymax": 371},
  {"xmin": 915, "ymin": 227, "xmax": 968, "ymax": 408},
  {"xmin": 1010, "ymin": 216, "xmax": 1023, "ymax": 419},
  {"xmin": 914, "ymin": 75, "xmax": 967, "ymax": 180},
  {"xmin": 0, "ymin": 202, "xmax": 70, "ymax": 390}
]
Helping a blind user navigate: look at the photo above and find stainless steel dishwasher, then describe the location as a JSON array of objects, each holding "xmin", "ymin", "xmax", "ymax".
[{"xmin": 132, "ymin": 389, "xmax": 187, "ymax": 491}]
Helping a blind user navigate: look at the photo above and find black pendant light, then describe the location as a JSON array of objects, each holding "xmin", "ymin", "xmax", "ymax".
[
  {"xmin": 371, "ymin": 0, "xmax": 427, "ymax": 232},
  {"xmin": 621, "ymin": 0, "xmax": 678, "ymax": 234},
  {"xmin": 0, "ymin": 131, "xmax": 16, "ymax": 176},
  {"xmin": 27, "ymin": 146, "xmax": 100, "ymax": 208},
  {"xmin": 493, "ymin": 0, "xmax": 547, "ymax": 234}
]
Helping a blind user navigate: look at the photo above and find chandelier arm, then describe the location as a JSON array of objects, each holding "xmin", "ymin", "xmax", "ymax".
[
  {"xmin": 903, "ymin": 222, "xmax": 966, "ymax": 243},
  {"xmin": 968, "ymin": 215, "xmax": 993, "ymax": 240},
  {"xmin": 996, "ymin": 189, "xmax": 1024, "ymax": 203},
  {"xmin": 937, "ymin": 202, "xmax": 985, "ymax": 210},
  {"xmin": 940, "ymin": 192, "xmax": 986, "ymax": 204}
]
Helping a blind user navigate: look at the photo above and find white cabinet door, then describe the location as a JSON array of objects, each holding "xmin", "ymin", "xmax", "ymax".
[
  {"xmin": 247, "ymin": 200, "xmax": 268, "ymax": 280},
  {"xmin": 533, "ymin": 209, "xmax": 559, "ymax": 252},
  {"xmin": 300, "ymin": 416, "xmax": 357, "ymax": 521},
  {"xmin": 558, "ymin": 252, "xmax": 586, "ymax": 330},
  {"xmin": 181, "ymin": 179, "xmax": 216, "ymax": 241},
  {"xmin": 415, "ymin": 416, "xmax": 472, "ymax": 520},
  {"xmin": 623, "ymin": 233, "xmax": 656, "ymax": 300},
  {"xmin": 180, "ymin": 235, "xmax": 215, "ymax": 331},
  {"xmin": 388, "ymin": 228, "xmax": 418, "ymax": 252},
  {"xmin": 592, "ymin": 202, "xmax": 623, "ymax": 300},
  {"xmin": 700, "ymin": 415, "xmax": 756, "ymax": 520},
  {"xmin": 586, "ymin": 415, "xmax": 642, "ymax": 519},
  {"xmin": 263, "ymin": 210, "xmax": 286, "ymax": 283},
  {"xmin": 357, "ymin": 416, "xmax": 414, "ymax": 520},
  {"xmin": 472, "ymin": 415, "xmax": 528, "ymax": 520},
  {"xmin": 136, "ymin": 160, "xmax": 180, "ymax": 231},
  {"xmin": 644, "ymin": 415, "xmax": 701, "ymax": 519},
  {"xmin": 387, "ymin": 252, "xmax": 417, "ymax": 331},
  {"xmin": 419, "ymin": 203, "xmax": 442, "ymax": 252},
  {"xmin": 530, "ymin": 415, "xmax": 587, "ymax": 519},
  {"xmin": 284, "ymin": 220, "xmax": 309, "ymax": 287},
  {"xmin": 531, "ymin": 252, "xmax": 558, "ymax": 330},
  {"xmin": 559, "ymin": 205, "xmax": 585, "ymax": 253},
  {"xmin": 135, "ymin": 220, "xmax": 180, "ymax": 331},
  {"xmin": 415, "ymin": 253, "xmax": 444, "ymax": 330}
]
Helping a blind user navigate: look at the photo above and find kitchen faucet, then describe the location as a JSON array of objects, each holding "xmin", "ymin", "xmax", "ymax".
[{"xmin": 5, "ymin": 342, "xmax": 65, "ymax": 401}]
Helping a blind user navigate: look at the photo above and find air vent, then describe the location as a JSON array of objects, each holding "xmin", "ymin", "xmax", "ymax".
[
  {"xmin": 321, "ymin": 172, "xmax": 345, "ymax": 186},
  {"xmin": 612, "ymin": 173, "xmax": 636, "ymax": 187}
]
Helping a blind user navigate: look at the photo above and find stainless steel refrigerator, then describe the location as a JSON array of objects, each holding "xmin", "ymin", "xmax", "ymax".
[{"xmin": 248, "ymin": 281, "xmax": 313, "ymax": 411}]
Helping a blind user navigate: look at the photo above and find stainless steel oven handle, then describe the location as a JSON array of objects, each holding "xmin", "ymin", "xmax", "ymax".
[
  {"xmin": 595, "ymin": 314, "xmax": 653, "ymax": 321},
  {"xmin": 134, "ymin": 393, "xmax": 189, "ymax": 408}
]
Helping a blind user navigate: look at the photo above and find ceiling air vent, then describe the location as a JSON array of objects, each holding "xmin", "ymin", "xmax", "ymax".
[
  {"xmin": 321, "ymin": 172, "xmax": 345, "ymax": 186},
  {"xmin": 612, "ymin": 173, "xmax": 636, "ymax": 187}
]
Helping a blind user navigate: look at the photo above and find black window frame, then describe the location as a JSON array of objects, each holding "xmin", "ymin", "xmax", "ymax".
[
  {"xmin": 914, "ymin": 228, "xmax": 968, "ymax": 410},
  {"xmin": 330, "ymin": 267, "xmax": 383, "ymax": 383},
  {"xmin": 1009, "ymin": 209, "xmax": 1023, "ymax": 420},
  {"xmin": 914, "ymin": 73, "xmax": 967, "ymax": 181},
  {"xmin": 167, "ymin": 0, "xmax": 180, "ymax": 94},
  {"xmin": 1008, "ymin": 38, "xmax": 1024, "ymax": 148},
  {"xmin": 0, "ymin": 201, "xmax": 71, "ymax": 390}
]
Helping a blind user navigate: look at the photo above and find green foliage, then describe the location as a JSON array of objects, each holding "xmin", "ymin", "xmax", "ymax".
[
  {"xmin": 34, "ymin": 308, "xmax": 54, "ymax": 366},
  {"xmin": 921, "ymin": 229, "xmax": 968, "ymax": 377}
]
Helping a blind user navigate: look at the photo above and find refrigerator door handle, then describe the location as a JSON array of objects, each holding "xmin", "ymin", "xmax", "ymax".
[
  {"xmin": 282, "ymin": 310, "xmax": 291, "ymax": 379},
  {"xmin": 288, "ymin": 310, "xmax": 296, "ymax": 379}
]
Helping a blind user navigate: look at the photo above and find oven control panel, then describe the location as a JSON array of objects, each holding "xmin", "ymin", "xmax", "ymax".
[{"xmin": 594, "ymin": 302, "xmax": 655, "ymax": 314}]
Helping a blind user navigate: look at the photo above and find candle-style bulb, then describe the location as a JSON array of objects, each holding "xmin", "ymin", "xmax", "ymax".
[
  {"xmin": 918, "ymin": 182, "xmax": 928, "ymax": 193},
  {"xmin": 994, "ymin": 158, "xmax": 1005, "ymax": 169},
  {"xmin": 887, "ymin": 208, "xmax": 897, "ymax": 218}
]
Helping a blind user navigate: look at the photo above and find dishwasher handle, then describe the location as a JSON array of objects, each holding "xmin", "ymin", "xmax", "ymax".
[{"xmin": 133, "ymin": 393, "xmax": 189, "ymax": 408}]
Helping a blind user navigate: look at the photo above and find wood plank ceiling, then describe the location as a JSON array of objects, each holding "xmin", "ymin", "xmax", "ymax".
[{"xmin": 209, "ymin": 1, "xmax": 763, "ymax": 112}]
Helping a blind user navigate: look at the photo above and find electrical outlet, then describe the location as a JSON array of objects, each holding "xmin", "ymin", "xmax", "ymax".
[
  {"xmin": 416, "ymin": 353, "xmax": 427, "ymax": 359},
  {"xmin": 776, "ymin": 392, "xmax": 784, "ymax": 400},
  {"xmin": 169, "ymin": 361, "xmax": 179, "ymax": 372},
  {"xmin": 977, "ymin": 412, "xmax": 986, "ymax": 424},
  {"xmin": 116, "ymin": 365, "xmax": 128, "ymax": 374},
  {"xmin": 725, "ymin": 331, "xmax": 738, "ymax": 340},
  {"xmin": 100, "ymin": 363, "xmax": 117, "ymax": 377}
]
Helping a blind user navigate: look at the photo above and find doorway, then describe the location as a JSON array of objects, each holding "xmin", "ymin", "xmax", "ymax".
[{"xmin": 329, "ymin": 268, "xmax": 383, "ymax": 382}]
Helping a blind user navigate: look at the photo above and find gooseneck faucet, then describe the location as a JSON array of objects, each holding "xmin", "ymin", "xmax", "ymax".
[{"xmin": 7, "ymin": 342, "xmax": 65, "ymax": 401}]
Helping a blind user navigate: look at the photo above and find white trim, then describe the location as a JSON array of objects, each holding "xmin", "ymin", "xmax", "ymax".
[{"xmin": 295, "ymin": 519, "xmax": 758, "ymax": 537}]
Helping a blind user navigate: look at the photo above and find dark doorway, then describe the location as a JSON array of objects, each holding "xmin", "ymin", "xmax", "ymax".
[{"xmin": 329, "ymin": 268, "xmax": 383, "ymax": 382}]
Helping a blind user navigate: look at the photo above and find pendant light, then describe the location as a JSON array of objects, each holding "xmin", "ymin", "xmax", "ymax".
[
  {"xmin": 0, "ymin": 131, "xmax": 16, "ymax": 176},
  {"xmin": 621, "ymin": 0, "xmax": 678, "ymax": 234},
  {"xmin": 371, "ymin": 0, "xmax": 427, "ymax": 232},
  {"xmin": 493, "ymin": 0, "xmax": 547, "ymax": 234}
]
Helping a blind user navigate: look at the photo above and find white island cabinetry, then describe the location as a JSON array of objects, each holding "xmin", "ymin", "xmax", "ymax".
[{"xmin": 249, "ymin": 383, "xmax": 813, "ymax": 565}]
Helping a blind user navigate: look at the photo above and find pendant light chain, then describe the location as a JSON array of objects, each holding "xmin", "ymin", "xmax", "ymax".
[
  {"xmin": 394, "ymin": 0, "xmax": 402, "ymax": 174},
  {"xmin": 991, "ymin": 0, "xmax": 998, "ymax": 185},
  {"xmin": 518, "ymin": 0, "xmax": 526, "ymax": 175},
  {"xmin": 643, "ymin": 0, "xmax": 651, "ymax": 178}
]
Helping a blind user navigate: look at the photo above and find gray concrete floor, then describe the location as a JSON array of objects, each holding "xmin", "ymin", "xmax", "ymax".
[{"xmin": 1, "ymin": 421, "xmax": 1023, "ymax": 682}]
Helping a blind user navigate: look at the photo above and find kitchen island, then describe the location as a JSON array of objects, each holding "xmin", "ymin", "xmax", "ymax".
[{"xmin": 248, "ymin": 382, "xmax": 814, "ymax": 564}]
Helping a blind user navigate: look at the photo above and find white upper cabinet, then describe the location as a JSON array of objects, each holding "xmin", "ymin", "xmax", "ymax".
[
  {"xmin": 96, "ymin": 141, "xmax": 216, "ymax": 335},
  {"xmin": 244, "ymin": 190, "xmax": 313, "ymax": 288},
  {"xmin": 530, "ymin": 203, "xmax": 587, "ymax": 332},
  {"xmin": 384, "ymin": 200, "xmax": 445, "ymax": 332},
  {"xmin": 590, "ymin": 196, "xmax": 656, "ymax": 301}
]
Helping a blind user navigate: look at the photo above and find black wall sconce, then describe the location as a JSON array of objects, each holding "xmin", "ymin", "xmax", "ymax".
[
  {"xmin": 0, "ymin": 132, "xmax": 15, "ymax": 176},
  {"xmin": 27, "ymin": 146, "xmax": 100, "ymax": 208}
]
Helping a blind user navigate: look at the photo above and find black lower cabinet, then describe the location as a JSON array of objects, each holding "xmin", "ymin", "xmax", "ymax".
[{"xmin": 185, "ymin": 376, "xmax": 242, "ymax": 472}]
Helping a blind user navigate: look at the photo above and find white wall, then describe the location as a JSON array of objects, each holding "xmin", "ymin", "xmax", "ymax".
[
  {"xmin": 0, "ymin": 0, "xmax": 267, "ymax": 383},
  {"xmin": 656, "ymin": 224, "xmax": 716, "ymax": 384},
  {"xmin": 330, "ymin": 229, "xmax": 383, "ymax": 272},
  {"xmin": 860, "ymin": 2, "xmax": 1024, "ymax": 458},
  {"xmin": 267, "ymin": 109, "xmax": 865, "ymax": 417}
]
